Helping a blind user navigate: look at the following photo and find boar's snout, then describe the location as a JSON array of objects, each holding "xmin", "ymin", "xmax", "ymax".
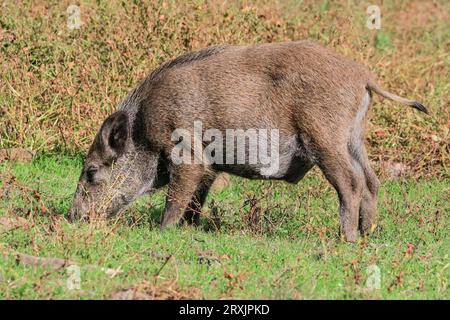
[{"xmin": 69, "ymin": 185, "xmax": 90, "ymax": 221}]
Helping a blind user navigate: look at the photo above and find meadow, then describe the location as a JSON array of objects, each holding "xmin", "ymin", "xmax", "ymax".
[{"xmin": 0, "ymin": 0, "xmax": 449, "ymax": 299}]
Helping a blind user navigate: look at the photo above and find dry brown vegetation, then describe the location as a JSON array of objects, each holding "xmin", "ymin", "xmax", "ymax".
[{"xmin": 1, "ymin": 0, "xmax": 449, "ymax": 179}]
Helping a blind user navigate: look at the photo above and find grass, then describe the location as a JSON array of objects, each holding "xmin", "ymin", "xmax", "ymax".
[{"xmin": 0, "ymin": 155, "xmax": 448, "ymax": 299}]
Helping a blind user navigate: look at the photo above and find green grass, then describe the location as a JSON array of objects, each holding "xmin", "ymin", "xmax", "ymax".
[{"xmin": 0, "ymin": 155, "xmax": 448, "ymax": 299}]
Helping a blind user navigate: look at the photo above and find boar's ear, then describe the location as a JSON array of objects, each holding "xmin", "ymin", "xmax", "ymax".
[{"xmin": 100, "ymin": 111, "xmax": 129, "ymax": 159}]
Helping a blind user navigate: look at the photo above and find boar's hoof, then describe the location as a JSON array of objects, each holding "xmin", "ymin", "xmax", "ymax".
[{"xmin": 341, "ymin": 231, "xmax": 358, "ymax": 243}]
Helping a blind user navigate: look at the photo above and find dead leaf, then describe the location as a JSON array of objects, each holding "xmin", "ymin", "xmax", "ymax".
[{"xmin": 404, "ymin": 243, "xmax": 415, "ymax": 258}]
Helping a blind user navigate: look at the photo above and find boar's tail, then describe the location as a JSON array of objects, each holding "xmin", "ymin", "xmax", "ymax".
[{"xmin": 366, "ymin": 80, "xmax": 429, "ymax": 115}]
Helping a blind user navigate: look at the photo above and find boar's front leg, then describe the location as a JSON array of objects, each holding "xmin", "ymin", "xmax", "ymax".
[
  {"xmin": 160, "ymin": 164, "xmax": 212, "ymax": 228},
  {"xmin": 183, "ymin": 173, "xmax": 217, "ymax": 225}
]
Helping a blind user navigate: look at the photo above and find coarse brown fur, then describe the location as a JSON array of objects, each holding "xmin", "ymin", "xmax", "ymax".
[{"xmin": 70, "ymin": 40, "xmax": 428, "ymax": 242}]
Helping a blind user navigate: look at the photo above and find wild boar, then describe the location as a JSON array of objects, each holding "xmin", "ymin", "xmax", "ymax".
[{"xmin": 70, "ymin": 41, "xmax": 428, "ymax": 242}]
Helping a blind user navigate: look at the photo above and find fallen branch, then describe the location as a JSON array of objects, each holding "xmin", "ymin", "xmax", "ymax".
[
  {"xmin": 16, "ymin": 252, "xmax": 69, "ymax": 269},
  {"xmin": 14, "ymin": 252, "xmax": 122, "ymax": 277}
]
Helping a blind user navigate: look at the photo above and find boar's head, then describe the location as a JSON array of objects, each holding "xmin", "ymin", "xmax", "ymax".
[{"xmin": 69, "ymin": 111, "xmax": 162, "ymax": 221}]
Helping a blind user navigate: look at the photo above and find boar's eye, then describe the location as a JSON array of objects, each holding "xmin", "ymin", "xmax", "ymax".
[{"xmin": 86, "ymin": 166, "xmax": 98, "ymax": 183}]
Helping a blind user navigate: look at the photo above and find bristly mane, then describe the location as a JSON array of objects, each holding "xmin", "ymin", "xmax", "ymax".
[
  {"xmin": 120, "ymin": 45, "xmax": 229, "ymax": 111},
  {"xmin": 147, "ymin": 45, "xmax": 229, "ymax": 82}
]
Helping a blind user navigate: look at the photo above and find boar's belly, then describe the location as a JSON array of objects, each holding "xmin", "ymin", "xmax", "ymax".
[{"xmin": 212, "ymin": 135, "xmax": 314, "ymax": 183}]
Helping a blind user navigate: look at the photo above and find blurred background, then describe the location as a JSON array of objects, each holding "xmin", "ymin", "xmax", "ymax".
[{"xmin": 0, "ymin": 0, "xmax": 448, "ymax": 178}]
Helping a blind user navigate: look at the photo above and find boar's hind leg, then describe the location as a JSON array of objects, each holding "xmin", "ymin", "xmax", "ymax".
[
  {"xmin": 183, "ymin": 173, "xmax": 217, "ymax": 225},
  {"xmin": 160, "ymin": 165, "xmax": 212, "ymax": 229},
  {"xmin": 316, "ymin": 146, "xmax": 365, "ymax": 242},
  {"xmin": 350, "ymin": 143, "xmax": 380, "ymax": 236},
  {"xmin": 347, "ymin": 93, "xmax": 380, "ymax": 236}
]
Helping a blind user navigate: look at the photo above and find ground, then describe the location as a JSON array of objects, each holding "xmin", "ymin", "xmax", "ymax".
[{"xmin": 0, "ymin": 155, "xmax": 448, "ymax": 299}]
